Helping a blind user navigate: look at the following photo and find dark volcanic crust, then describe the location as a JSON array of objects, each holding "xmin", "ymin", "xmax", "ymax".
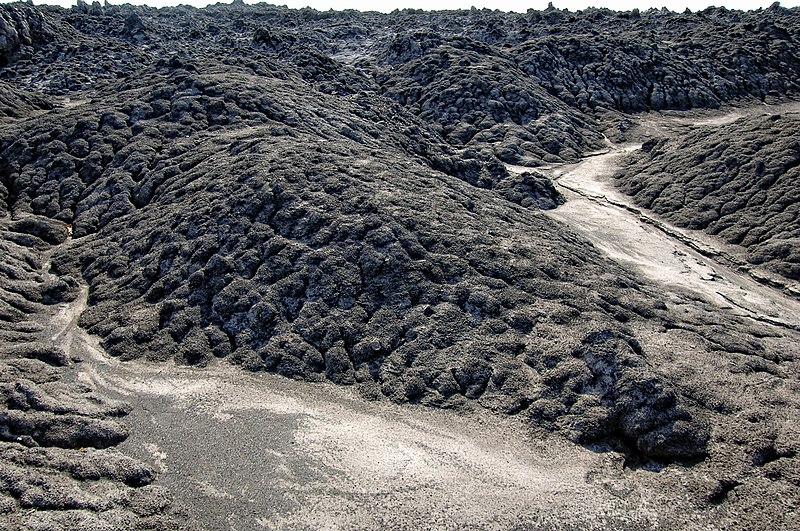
[
  {"xmin": 0, "ymin": 1, "xmax": 798, "ymax": 528},
  {"xmin": 0, "ymin": 1, "xmax": 751, "ymax": 462},
  {"xmin": 1, "ymin": 57, "xmax": 716, "ymax": 459}
]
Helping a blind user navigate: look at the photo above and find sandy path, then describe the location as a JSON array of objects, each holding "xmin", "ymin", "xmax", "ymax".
[{"xmin": 525, "ymin": 110, "xmax": 800, "ymax": 333}]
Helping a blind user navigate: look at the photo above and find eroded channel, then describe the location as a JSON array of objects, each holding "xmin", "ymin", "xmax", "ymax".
[{"xmin": 518, "ymin": 107, "xmax": 800, "ymax": 333}]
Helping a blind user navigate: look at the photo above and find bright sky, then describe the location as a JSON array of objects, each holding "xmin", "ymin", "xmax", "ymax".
[{"xmin": 5, "ymin": 0, "xmax": 799, "ymax": 12}]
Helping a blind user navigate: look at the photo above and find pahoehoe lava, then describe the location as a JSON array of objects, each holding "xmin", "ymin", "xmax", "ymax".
[{"xmin": 0, "ymin": 2, "xmax": 799, "ymax": 529}]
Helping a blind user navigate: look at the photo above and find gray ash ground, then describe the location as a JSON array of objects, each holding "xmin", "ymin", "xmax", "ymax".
[{"xmin": 0, "ymin": 2, "xmax": 799, "ymax": 529}]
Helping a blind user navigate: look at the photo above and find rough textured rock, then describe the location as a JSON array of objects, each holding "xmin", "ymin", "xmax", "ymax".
[
  {"xmin": 0, "ymin": 80, "xmax": 52, "ymax": 119},
  {"xmin": 0, "ymin": 2, "xmax": 798, "ymax": 528},
  {"xmin": 512, "ymin": 6, "xmax": 800, "ymax": 112},
  {"xmin": 372, "ymin": 33, "xmax": 607, "ymax": 165},
  {"xmin": 0, "ymin": 3, "xmax": 54, "ymax": 66},
  {"xmin": 0, "ymin": 3, "xmax": 730, "ymax": 463}
]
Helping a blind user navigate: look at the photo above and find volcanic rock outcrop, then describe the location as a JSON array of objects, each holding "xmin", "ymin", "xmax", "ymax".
[
  {"xmin": 0, "ymin": 215, "xmax": 188, "ymax": 529},
  {"xmin": 0, "ymin": 1, "xmax": 799, "ymax": 528}
]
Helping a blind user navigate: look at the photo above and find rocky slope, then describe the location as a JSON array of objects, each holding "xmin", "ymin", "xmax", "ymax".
[
  {"xmin": 0, "ymin": 1, "xmax": 799, "ymax": 528},
  {"xmin": 3, "ymin": 40, "xmax": 709, "ymax": 463}
]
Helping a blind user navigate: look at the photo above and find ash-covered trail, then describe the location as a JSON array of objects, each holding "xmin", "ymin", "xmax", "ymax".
[{"xmin": 529, "ymin": 107, "xmax": 800, "ymax": 333}]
